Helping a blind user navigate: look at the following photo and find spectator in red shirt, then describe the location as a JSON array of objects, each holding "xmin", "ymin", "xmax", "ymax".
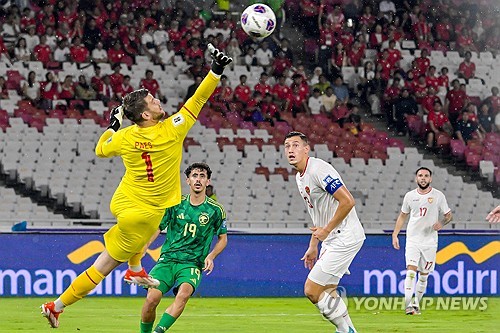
[
  {"xmin": 369, "ymin": 24, "xmax": 386, "ymax": 50},
  {"xmin": 377, "ymin": 50, "xmax": 393, "ymax": 81},
  {"xmin": 114, "ymin": 75, "xmax": 134, "ymax": 100},
  {"xmin": 285, "ymin": 85, "xmax": 310, "ymax": 117},
  {"xmin": 184, "ymin": 38, "xmax": 204, "ymax": 65},
  {"xmin": 457, "ymin": 51, "xmax": 476, "ymax": 82},
  {"xmin": 254, "ymin": 72, "xmax": 272, "ymax": 97},
  {"xmin": 360, "ymin": 5, "xmax": 376, "ymax": 29},
  {"xmin": 69, "ymin": 36, "xmax": 89, "ymax": 63},
  {"xmin": 271, "ymin": 51, "xmax": 292, "ymax": 78},
  {"xmin": 185, "ymin": 56, "xmax": 210, "ymax": 79},
  {"xmin": 383, "ymin": 77, "xmax": 401, "ymax": 125},
  {"xmin": 91, "ymin": 66, "xmax": 104, "ymax": 92},
  {"xmin": 445, "ymin": 79, "xmax": 467, "ymax": 126},
  {"xmin": 210, "ymin": 75, "xmax": 233, "ymax": 113},
  {"xmin": 413, "ymin": 13, "xmax": 431, "ymax": 43},
  {"xmin": 438, "ymin": 67, "xmax": 449, "ymax": 91},
  {"xmin": 386, "ymin": 40, "xmax": 401, "ymax": 68},
  {"xmin": 272, "ymin": 74, "xmax": 292, "ymax": 109},
  {"xmin": 123, "ymin": 27, "xmax": 141, "ymax": 58},
  {"xmin": 260, "ymin": 93, "xmax": 281, "ymax": 124},
  {"xmin": 97, "ymin": 75, "xmax": 114, "ymax": 105},
  {"xmin": 290, "ymin": 74, "xmax": 310, "ymax": 100},
  {"xmin": 140, "ymin": 70, "xmax": 166, "ymax": 102},
  {"xmin": 20, "ymin": 8, "xmax": 36, "ymax": 32},
  {"xmin": 413, "ymin": 75, "xmax": 428, "ymax": 104},
  {"xmin": 109, "ymin": 63, "xmax": 124, "ymax": 92},
  {"xmin": 59, "ymin": 75, "xmax": 75, "ymax": 101},
  {"xmin": 421, "ymin": 86, "xmax": 441, "ymax": 114},
  {"xmin": 425, "ymin": 66, "xmax": 440, "ymax": 90},
  {"xmin": 456, "ymin": 28, "xmax": 476, "ymax": 53},
  {"xmin": 107, "ymin": 41, "xmax": 128, "ymax": 66},
  {"xmin": 427, "ymin": 101, "xmax": 452, "ymax": 148},
  {"xmin": 233, "ymin": 75, "xmax": 252, "ymax": 106},
  {"xmin": 415, "ymin": 49, "xmax": 430, "ymax": 77},
  {"xmin": 484, "ymin": 86, "xmax": 500, "ymax": 113},
  {"xmin": 347, "ymin": 41, "xmax": 364, "ymax": 67},
  {"xmin": 33, "ymin": 36, "xmax": 52, "ymax": 65},
  {"xmin": 435, "ymin": 15, "xmax": 452, "ymax": 42}
]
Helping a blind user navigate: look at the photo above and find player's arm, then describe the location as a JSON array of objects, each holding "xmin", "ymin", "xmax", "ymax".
[
  {"xmin": 95, "ymin": 106, "xmax": 124, "ymax": 158},
  {"xmin": 432, "ymin": 210, "xmax": 452, "ymax": 231},
  {"xmin": 486, "ymin": 204, "xmax": 500, "ymax": 223},
  {"xmin": 203, "ymin": 233, "xmax": 228, "ymax": 275},
  {"xmin": 392, "ymin": 211, "xmax": 409, "ymax": 250},
  {"xmin": 181, "ymin": 44, "xmax": 232, "ymax": 121},
  {"xmin": 301, "ymin": 234, "xmax": 319, "ymax": 270},
  {"xmin": 311, "ymin": 186, "xmax": 355, "ymax": 241}
]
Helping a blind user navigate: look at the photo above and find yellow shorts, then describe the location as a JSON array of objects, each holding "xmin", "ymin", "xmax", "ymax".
[{"xmin": 104, "ymin": 190, "xmax": 164, "ymax": 262}]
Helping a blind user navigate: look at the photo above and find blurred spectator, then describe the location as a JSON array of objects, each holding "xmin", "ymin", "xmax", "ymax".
[
  {"xmin": 330, "ymin": 42, "xmax": 346, "ymax": 79},
  {"xmin": 91, "ymin": 66, "xmax": 103, "ymax": 92},
  {"xmin": 114, "ymin": 75, "xmax": 134, "ymax": 100},
  {"xmin": 421, "ymin": 86, "xmax": 440, "ymax": 115},
  {"xmin": 369, "ymin": 24, "xmax": 385, "ymax": 49},
  {"xmin": 285, "ymin": 85, "xmax": 310, "ymax": 117},
  {"xmin": 233, "ymin": 75, "xmax": 252, "ymax": 106},
  {"xmin": 225, "ymin": 38, "xmax": 242, "ymax": 66},
  {"xmin": 69, "ymin": 36, "xmax": 90, "ymax": 63},
  {"xmin": 205, "ymin": 185, "xmax": 217, "ymax": 201},
  {"xmin": 23, "ymin": 25, "xmax": 39, "ymax": 52},
  {"xmin": 394, "ymin": 88, "xmax": 418, "ymax": 136},
  {"xmin": 0, "ymin": 76, "xmax": 8, "ymax": 99},
  {"xmin": 320, "ymin": 86, "xmax": 337, "ymax": 115},
  {"xmin": 261, "ymin": 93, "xmax": 281, "ymax": 124},
  {"xmin": 56, "ymin": 22, "xmax": 71, "ymax": 41},
  {"xmin": 69, "ymin": 19, "xmax": 84, "ymax": 41},
  {"xmin": 83, "ymin": 18, "xmax": 101, "ymax": 51},
  {"xmin": 290, "ymin": 73, "xmax": 309, "ymax": 100},
  {"xmin": 91, "ymin": 41, "xmax": 108, "ymax": 63},
  {"xmin": 455, "ymin": 110, "xmax": 482, "ymax": 144},
  {"xmin": 14, "ymin": 37, "xmax": 31, "ymax": 62},
  {"xmin": 53, "ymin": 39, "xmax": 70, "ymax": 62},
  {"xmin": 413, "ymin": 75, "xmax": 428, "ymax": 104},
  {"xmin": 167, "ymin": 21, "xmax": 182, "ymax": 52},
  {"xmin": 427, "ymin": 101, "xmax": 452, "ymax": 148},
  {"xmin": 434, "ymin": 15, "xmax": 452, "ymax": 43},
  {"xmin": 477, "ymin": 104, "xmax": 494, "ymax": 134},
  {"xmin": 123, "ymin": 27, "xmax": 141, "ymax": 58},
  {"xmin": 75, "ymin": 74, "xmax": 96, "ymax": 105},
  {"xmin": 210, "ymin": 75, "xmax": 233, "ymax": 113},
  {"xmin": 457, "ymin": 51, "xmax": 476, "ymax": 82},
  {"xmin": 244, "ymin": 47, "xmax": 258, "ymax": 68},
  {"xmin": 186, "ymin": 56, "xmax": 210, "ymax": 79},
  {"xmin": 109, "ymin": 63, "xmax": 124, "ymax": 91},
  {"xmin": 415, "ymin": 48, "xmax": 430, "ymax": 77},
  {"xmin": 309, "ymin": 67, "xmax": 323, "ymax": 86},
  {"xmin": 347, "ymin": 41, "xmax": 364, "ymax": 67},
  {"xmin": 21, "ymin": 71, "xmax": 41, "ymax": 104},
  {"xmin": 312, "ymin": 74, "xmax": 331, "ymax": 94},
  {"xmin": 141, "ymin": 25, "xmax": 157, "ymax": 61},
  {"xmin": 185, "ymin": 75, "xmax": 203, "ymax": 102},
  {"xmin": 367, "ymin": 71, "xmax": 385, "ymax": 115},
  {"xmin": 203, "ymin": 20, "xmax": 220, "ymax": 40},
  {"xmin": 332, "ymin": 77, "xmax": 349, "ymax": 105},
  {"xmin": 379, "ymin": 0, "xmax": 396, "ymax": 17},
  {"xmin": 2, "ymin": 13, "xmax": 20, "ymax": 48},
  {"xmin": 153, "ymin": 23, "xmax": 169, "ymax": 50},
  {"xmin": 272, "ymin": 51, "xmax": 292, "ymax": 77},
  {"xmin": 59, "ymin": 75, "xmax": 75, "ymax": 101},
  {"xmin": 140, "ymin": 70, "xmax": 165, "ymax": 102},
  {"xmin": 456, "ymin": 28, "xmax": 476, "ymax": 53},
  {"xmin": 383, "ymin": 77, "xmax": 401, "ymax": 126},
  {"xmin": 445, "ymin": 79, "xmax": 467, "ymax": 126},
  {"xmin": 254, "ymin": 72, "xmax": 272, "ymax": 96},
  {"xmin": 20, "ymin": 7, "xmax": 35, "ymax": 32},
  {"xmin": 256, "ymin": 41, "xmax": 274, "ymax": 72},
  {"xmin": 484, "ymin": 87, "xmax": 500, "ymax": 113},
  {"xmin": 33, "ymin": 36, "xmax": 52, "ymax": 65},
  {"xmin": 425, "ymin": 66, "xmax": 439, "ymax": 91},
  {"xmin": 185, "ymin": 38, "xmax": 204, "ymax": 65},
  {"xmin": 40, "ymin": 71, "xmax": 59, "ymax": 109},
  {"xmin": 437, "ymin": 67, "xmax": 449, "ymax": 92},
  {"xmin": 107, "ymin": 41, "xmax": 129, "ymax": 66},
  {"xmin": 158, "ymin": 41, "xmax": 176, "ymax": 67},
  {"xmin": 308, "ymin": 88, "xmax": 323, "ymax": 115},
  {"xmin": 44, "ymin": 26, "xmax": 57, "ymax": 50},
  {"xmin": 97, "ymin": 75, "xmax": 114, "ymax": 105},
  {"xmin": 276, "ymin": 38, "xmax": 293, "ymax": 62}
]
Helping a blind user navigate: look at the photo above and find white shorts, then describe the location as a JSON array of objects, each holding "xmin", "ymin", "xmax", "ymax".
[
  {"xmin": 405, "ymin": 242, "xmax": 437, "ymax": 273},
  {"xmin": 308, "ymin": 240, "xmax": 364, "ymax": 286}
]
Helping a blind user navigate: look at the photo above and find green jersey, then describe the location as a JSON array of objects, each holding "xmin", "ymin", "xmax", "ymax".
[{"xmin": 158, "ymin": 195, "xmax": 227, "ymax": 268}]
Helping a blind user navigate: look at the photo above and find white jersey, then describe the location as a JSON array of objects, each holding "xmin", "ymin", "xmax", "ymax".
[
  {"xmin": 401, "ymin": 188, "xmax": 451, "ymax": 247},
  {"xmin": 295, "ymin": 157, "xmax": 365, "ymax": 248}
]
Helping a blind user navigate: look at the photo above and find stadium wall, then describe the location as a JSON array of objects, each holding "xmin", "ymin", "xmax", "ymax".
[{"xmin": 0, "ymin": 233, "xmax": 497, "ymax": 297}]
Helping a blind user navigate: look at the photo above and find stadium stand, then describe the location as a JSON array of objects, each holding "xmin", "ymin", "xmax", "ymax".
[{"xmin": 0, "ymin": 0, "xmax": 498, "ymax": 233}]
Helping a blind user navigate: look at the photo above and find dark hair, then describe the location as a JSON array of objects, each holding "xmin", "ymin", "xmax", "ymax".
[
  {"xmin": 285, "ymin": 131, "xmax": 309, "ymax": 144},
  {"xmin": 415, "ymin": 167, "xmax": 432, "ymax": 176},
  {"xmin": 122, "ymin": 88, "xmax": 149, "ymax": 124},
  {"xmin": 185, "ymin": 162, "xmax": 212, "ymax": 179}
]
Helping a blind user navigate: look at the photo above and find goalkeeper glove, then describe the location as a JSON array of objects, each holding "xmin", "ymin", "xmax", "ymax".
[
  {"xmin": 208, "ymin": 43, "xmax": 233, "ymax": 75},
  {"xmin": 108, "ymin": 105, "xmax": 124, "ymax": 132}
]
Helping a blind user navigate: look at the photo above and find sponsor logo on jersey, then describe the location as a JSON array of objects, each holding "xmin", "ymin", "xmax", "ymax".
[
  {"xmin": 199, "ymin": 213, "xmax": 209, "ymax": 226},
  {"xmin": 305, "ymin": 186, "xmax": 310, "ymax": 195},
  {"xmin": 428, "ymin": 197, "xmax": 434, "ymax": 203},
  {"xmin": 323, "ymin": 175, "xmax": 343, "ymax": 195},
  {"xmin": 176, "ymin": 213, "xmax": 185, "ymax": 219},
  {"xmin": 172, "ymin": 114, "xmax": 185, "ymax": 126}
]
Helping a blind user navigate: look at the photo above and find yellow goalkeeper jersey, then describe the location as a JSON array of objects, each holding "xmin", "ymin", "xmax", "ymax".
[{"xmin": 95, "ymin": 71, "xmax": 220, "ymax": 212}]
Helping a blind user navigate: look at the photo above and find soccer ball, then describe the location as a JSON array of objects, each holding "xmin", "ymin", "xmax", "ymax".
[{"xmin": 241, "ymin": 3, "xmax": 276, "ymax": 39}]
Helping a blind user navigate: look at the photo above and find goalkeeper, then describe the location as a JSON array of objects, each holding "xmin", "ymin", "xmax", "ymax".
[
  {"xmin": 140, "ymin": 162, "xmax": 228, "ymax": 333},
  {"xmin": 41, "ymin": 44, "xmax": 232, "ymax": 329}
]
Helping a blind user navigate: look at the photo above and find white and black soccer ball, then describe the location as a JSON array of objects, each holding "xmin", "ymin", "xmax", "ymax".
[{"xmin": 240, "ymin": 3, "xmax": 276, "ymax": 39}]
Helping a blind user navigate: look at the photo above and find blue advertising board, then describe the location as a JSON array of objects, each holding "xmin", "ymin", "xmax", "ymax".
[{"xmin": 0, "ymin": 233, "xmax": 497, "ymax": 297}]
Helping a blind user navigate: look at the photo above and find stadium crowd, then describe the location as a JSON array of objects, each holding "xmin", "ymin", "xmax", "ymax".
[{"xmin": 0, "ymin": 0, "xmax": 499, "ymax": 182}]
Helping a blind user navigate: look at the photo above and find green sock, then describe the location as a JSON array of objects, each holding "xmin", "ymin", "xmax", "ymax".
[
  {"xmin": 140, "ymin": 321, "xmax": 154, "ymax": 333},
  {"xmin": 153, "ymin": 313, "xmax": 176, "ymax": 332}
]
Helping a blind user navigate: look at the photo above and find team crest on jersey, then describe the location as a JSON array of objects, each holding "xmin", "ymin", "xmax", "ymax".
[
  {"xmin": 428, "ymin": 197, "xmax": 434, "ymax": 203},
  {"xmin": 172, "ymin": 114, "xmax": 185, "ymax": 126},
  {"xmin": 199, "ymin": 212, "xmax": 209, "ymax": 226},
  {"xmin": 305, "ymin": 186, "xmax": 310, "ymax": 195}
]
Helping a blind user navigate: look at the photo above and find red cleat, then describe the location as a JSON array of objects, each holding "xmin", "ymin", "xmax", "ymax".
[
  {"xmin": 41, "ymin": 301, "xmax": 63, "ymax": 328},
  {"xmin": 124, "ymin": 268, "xmax": 160, "ymax": 288}
]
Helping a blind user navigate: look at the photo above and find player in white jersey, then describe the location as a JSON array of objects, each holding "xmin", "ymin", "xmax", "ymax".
[
  {"xmin": 392, "ymin": 167, "xmax": 452, "ymax": 315},
  {"xmin": 284, "ymin": 131, "xmax": 365, "ymax": 333}
]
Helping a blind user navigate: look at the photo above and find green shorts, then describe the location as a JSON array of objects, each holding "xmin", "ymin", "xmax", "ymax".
[{"xmin": 149, "ymin": 261, "xmax": 202, "ymax": 294}]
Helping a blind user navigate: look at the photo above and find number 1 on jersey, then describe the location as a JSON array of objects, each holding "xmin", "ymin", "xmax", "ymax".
[{"xmin": 141, "ymin": 152, "xmax": 155, "ymax": 182}]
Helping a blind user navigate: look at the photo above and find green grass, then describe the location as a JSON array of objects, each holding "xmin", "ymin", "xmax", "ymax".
[{"xmin": 0, "ymin": 297, "xmax": 498, "ymax": 332}]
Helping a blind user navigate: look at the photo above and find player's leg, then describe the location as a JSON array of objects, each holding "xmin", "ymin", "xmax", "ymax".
[
  {"xmin": 41, "ymin": 250, "xmax": 121, "ymax": 328},
  {"xmin": 153, "ymin": 264, "xmax": 201, "ymax": 332},
  {"xmin": 141, "ymin": 288, "xmax": 163, "ymax": 333},
  {"xmin": 404, "ymin": 243, "xmax": 420, "ymax": 314},
  {"xmin": 304, "ymin": 279, "xmax": 351, "ymax": 333},
  {"xmin": 414, "ymin": 246, "xmax": 436, "ymax": 313}
]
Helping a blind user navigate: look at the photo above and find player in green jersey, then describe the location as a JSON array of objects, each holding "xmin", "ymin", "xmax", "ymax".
[{"xmin": 140, "ymin": 162, "xmax": 228, "ymax": 333}]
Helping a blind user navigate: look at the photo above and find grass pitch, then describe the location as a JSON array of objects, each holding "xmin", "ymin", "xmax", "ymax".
[{"xmin": 0, "ymin": 297, "xmax": 497, "ymax": 332}]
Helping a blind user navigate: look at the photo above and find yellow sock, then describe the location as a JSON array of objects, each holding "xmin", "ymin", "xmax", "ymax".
[
  {"xmin": 128, "ymin": 252, "xmax": 142, "ymax": 269},
  {"xmin": 60, "ymin": 265, "xmax": 105, "ymax": 306}
]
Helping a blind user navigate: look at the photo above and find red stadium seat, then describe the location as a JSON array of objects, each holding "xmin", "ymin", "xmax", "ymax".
[
  {"xmin": 274, "ymin": 167, "xmax": 291, "ymax": 181},
  {"xmin": 249, "ymin": 137, "xmax": 265, "ymax": 151},
  {"xmin": 255, "ymin": 166, "xmax": 270, "ymax": 181},
  {"xmin": 450, "ymin": 139, "xmax": 466, "ymax": 159}
]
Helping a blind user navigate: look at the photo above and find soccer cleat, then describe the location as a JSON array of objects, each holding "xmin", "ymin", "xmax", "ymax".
[
  {"xmin": 124, "ymin": 268, "xmax": 160, "ymax": 288},
  {"xmin": 41, "ymin": 302, "xmax": 63, "ymax": 328},
  {"xmin": 405, "ymin": 306, "xmax": 416, "ymax": 315},
  {"xmin": 413, "ymin": 305, "xmax": 421, "ymax": 315}
]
